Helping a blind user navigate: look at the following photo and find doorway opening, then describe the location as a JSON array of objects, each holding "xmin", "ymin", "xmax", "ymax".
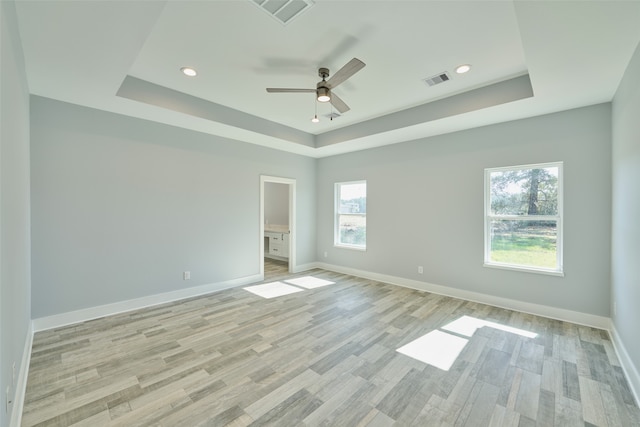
[{"xmin": 260, "ymin": 175, "xmax": 296, "ymax": 280}]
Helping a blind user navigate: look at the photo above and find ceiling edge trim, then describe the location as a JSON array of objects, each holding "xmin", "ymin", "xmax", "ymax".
[
  {"xmin": 315, "ymin": 74, "xmax": 534, "ymax": 148},
  {"xmin": 116, "ymin": 75, "xmax": 315, "ymax": 148}
]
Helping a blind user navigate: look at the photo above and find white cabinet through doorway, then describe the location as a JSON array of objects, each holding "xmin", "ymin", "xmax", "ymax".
[{"xmin": 265, "ymin": 231, "xmax": 289, "ymax": 259}]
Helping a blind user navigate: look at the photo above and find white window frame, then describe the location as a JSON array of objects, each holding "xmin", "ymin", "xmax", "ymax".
[
  {"xmin": 334, "ymin": 180, "xmax": 367, "ymax": 251},
  {"xmin": 484, "ymin": 162, "xmax": 564, "ymax": 276}
]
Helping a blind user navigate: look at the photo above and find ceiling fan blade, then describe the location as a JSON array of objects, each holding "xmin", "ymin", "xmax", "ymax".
[
  {"xmin": 266, "ymin": 88, "xmax": 315, "ymax": 93},
  {"xmin": 326, "ymin": 58, "xmax": 365, "ymax": 89},
  {"xmin": 330, "ymin": 92, "xmax": 350, "ymax": 114}
]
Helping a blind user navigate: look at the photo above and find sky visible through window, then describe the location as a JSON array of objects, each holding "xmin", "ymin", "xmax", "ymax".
[{"xmin": 340, "ymin": 182, "xmax": 366, "ymax": 201}]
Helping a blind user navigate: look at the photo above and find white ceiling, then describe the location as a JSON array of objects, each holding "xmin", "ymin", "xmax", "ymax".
[{"xmin": 14, "ymin": 0, "xmax": 640, "ymax": 158}]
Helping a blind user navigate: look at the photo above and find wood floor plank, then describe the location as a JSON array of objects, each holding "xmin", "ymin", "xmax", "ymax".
[
  {"xmin": 514, "ymin": 369, "xmax": 541, "ymax": 420},
  {"xmin": 537, "ymin": 388, "xmax": 555, "ymax": 426},
  {"xmin": 302, "ymin": 372, "xmax": 367, "ymax": 425},
  {"xmin": 600, "ymin": 381, "xmax": 625, "ymax": 427},
  {"xmin": 244, "ymin": 368, "xmax": 320, "ymax": 420},
  {"xmin": 22, "ymin": 265, "xmax": 639, "ymax": 426},
  {"xmin": 541, "ymin": 359, "xmax": 563, "ymax": 397},
  {"xmin": 415, "ymin": 394, "xmax": 463, "ymax": 427},
  {"xmin": 460, "ymin": 381, "xmax": 500, "ymax": 427},
  {"xmin": 555, "ymin": 395, "xmax": 584, "ymax": 427},
  {"xmin": 515, "ymin": 340, "xmax": 544, "ymax": 375},
  {"xmin": 476, "ymin": 348, "xmax": 512, "ymax": 387},
  {"xmin": 488, "ymin": 404, "xmax": 520, "ymax": 427},
  {"xmin": 579, "ymin": 376, "xmax": 609, "ymax": 426},
  {"xmin": 562, "ymin": 360, "xmax": 582, "ymax": 402}
]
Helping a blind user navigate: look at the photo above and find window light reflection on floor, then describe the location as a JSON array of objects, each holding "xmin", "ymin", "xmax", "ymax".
[
  {"xmin": 244, "ymin": 276, "xmax": 335, "ymax": 299},
  {"xmin": 243, "ymin": 282, "xmax": 304, "ymax": 299},
  {"xmin": 284, "ymin": 276, "xmax": 335, "ymax": 289},
  {"xmin": 396, "ymin": 315, "xmax": 537, "ymax": 371},
  {"xmin": 396, "ymin": 330, "xmax": 468, "ymax": 371},
  {"xmin": 441, "ymin": 315, "xmax": 538, "ymax": 339}
]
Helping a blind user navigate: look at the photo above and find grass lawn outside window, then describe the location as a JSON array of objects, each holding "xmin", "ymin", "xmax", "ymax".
[{"xmin": 484, "ymin": 162, "xmax": 563, "ymax": 276}]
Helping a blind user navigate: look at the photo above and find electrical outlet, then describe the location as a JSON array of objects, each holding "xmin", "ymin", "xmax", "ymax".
[
  {"xmin": 183, "ymin": 271, "xmax": 191, "ymax": 280},
  {"xmin": 324, "ymin": 251, "xmax": 328, "ymax": 258},
  {"xmin": 418, "ymin": 266, "xmax": 424, "ymax": 274}
]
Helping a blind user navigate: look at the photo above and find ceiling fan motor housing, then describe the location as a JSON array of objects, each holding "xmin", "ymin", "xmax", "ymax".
[{"xmin": 318, "ymin": 67, "xmax": 330, "ymax": 80}]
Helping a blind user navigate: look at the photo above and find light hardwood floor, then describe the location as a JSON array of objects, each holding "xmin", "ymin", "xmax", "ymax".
[
  {"xmin": 263, "ymin": 258, "xmax": 289, "ymax": 281},
  {"xmin": 22, "ymin": 269, "xmax": 639, "ymax": 426}
]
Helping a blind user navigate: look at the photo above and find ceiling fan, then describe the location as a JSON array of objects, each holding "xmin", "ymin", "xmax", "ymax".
[{"xmin": 266, "ymin": 58, "xmax": 366, "ymax": 114}]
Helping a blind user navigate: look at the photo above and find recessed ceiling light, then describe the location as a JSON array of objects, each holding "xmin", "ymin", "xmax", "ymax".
[
  {"xmin": 180, "ymin": 67, "xmax": 197, "ymax": 77},
  {"xmin": 455, "ymin": 64, "xmax": 471, "ymax": 74}
]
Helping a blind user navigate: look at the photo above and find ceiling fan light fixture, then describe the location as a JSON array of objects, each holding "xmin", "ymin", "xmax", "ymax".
[
  {"xmin": 317, "ymin": 87, "xmax": 331, "ymax": 102},
  {"xmin": 266, "ymin": 58, "xmax": 365, "ymax": 116},
  {"xmin": 180, "ymin": 67, "xmax": 197, "ymax": 77},
  {"xmin": 455, "ymin": 64, "xmax": 471, "ymax": 74},
  {"xmin": 311, "ymin": 115, "xmax": 319, "ymax": 123}
]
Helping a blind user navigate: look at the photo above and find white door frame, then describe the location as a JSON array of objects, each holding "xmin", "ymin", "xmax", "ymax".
[{"xmin": 260, "ymin": 175, "xmax": 296, "ymax": 277}]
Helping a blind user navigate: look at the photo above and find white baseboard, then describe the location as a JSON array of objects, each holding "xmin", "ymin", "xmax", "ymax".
[
  {"xmin": 31, "ymin": 263, "xmax": 325, "ymax": 332},
  {"xmin": 31, "ymin": 261, "xmax": 612, "ymax": 333},
  {"xmin": 32, "ymin": 274, "xmax": 262, "ymax": 332},
  {"xmin": 10, "ymin": 322, "xmax": 33, "ymax": 427},
  {"xmin": 609, "ymin": 322, "xmax": 640, "ymax": 407},
  {"xmin": 315, "ymin": 262, "xmax": 610, "ymax": 330},
  {"xmin": 291, "ymin": 262, "xmax": 321, "ymax": 274}
]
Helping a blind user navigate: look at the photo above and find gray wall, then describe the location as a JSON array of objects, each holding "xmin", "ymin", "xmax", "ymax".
[
  {"xmin": 30, "ymin": 97, "xmax": 316, "ymax": 318},
  {"xmin": 264, "ymin": 182, "xmax": 289, "ymax": 226},
  {"xmin": 612, "ymin": 41, "xmax": 640, "ymax": 382},
  {"xmin": 317, "ymin": 104, "xmax": 612, "ymax": 316},
  {"xmin": 1, "ymin": 1, "xmax": 32, "ymax": 425}
]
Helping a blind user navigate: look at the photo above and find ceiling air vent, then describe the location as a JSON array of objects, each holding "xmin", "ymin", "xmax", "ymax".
[
  {"xmin": 252, "ymin": 0, "xmax": 314, "ymax": 25},
  {"xmin": 423, "ymin": 72, "xmax": 451, "ymax": 87}
]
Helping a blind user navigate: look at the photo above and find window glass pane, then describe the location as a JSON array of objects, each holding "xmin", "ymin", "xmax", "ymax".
[
  {"xmin": 338, "ymin": 214, "xmax": 366, "ymax": 246},
  {"xmin": 490, "ymin": 220, "xmax": 557, "ymax": 269},
  {"xmin": 338, "ymin": 183, "xmax": 367, "ymax": 214},
  {"xmin": 490, "ymin": 167, "xmax": 558, "ymax": 216}
]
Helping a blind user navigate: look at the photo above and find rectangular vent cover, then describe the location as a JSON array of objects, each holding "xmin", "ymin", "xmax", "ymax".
[
  {"xmin": 423, "ymin": 72, "xmax": 451, "ymax": 87},
  {"xmin": 252, "ymin": 0, "xmax": 314, "ymax": 25}
]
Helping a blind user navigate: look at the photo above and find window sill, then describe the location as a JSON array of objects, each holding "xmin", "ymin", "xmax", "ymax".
[
  {"xmin": 483, "ymin": 262, "xmax": 564, "ymax": 277},
  {"xmin": 334, "ymin": 244, "xmax": 366, "ymax": 252}
]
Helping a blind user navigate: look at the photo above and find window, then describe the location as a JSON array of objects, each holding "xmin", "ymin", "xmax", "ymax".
[
  {"xmin": 335, "ymin": 181, "xmax": 366, "ymax": 250},
  {"xmin": 484, "ymin": 162, "xmax": 563, "ymax": 275}
]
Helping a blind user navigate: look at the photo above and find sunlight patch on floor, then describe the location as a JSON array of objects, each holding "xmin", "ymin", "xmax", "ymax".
[
  {"xmin": 396, "ymin": 330, "xmax": 468, "ymax": 371},
  {"xmin": 243, "ymin": 282, "xmax": 304, "ymax": 299},
  {"xmin": 285, "ymin": 276, "xmax": 335, "ymax": 289},
  {"xmin": 441, "ymin": 315, "xmax": 538, "ymax": 338},
  {"xmin": 244, "ymin": 276, "xmax": 335, "ymax": 299},
  {"xmin": 397, "ymin": 315, "xmax": 537, "ymax": 371}
]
